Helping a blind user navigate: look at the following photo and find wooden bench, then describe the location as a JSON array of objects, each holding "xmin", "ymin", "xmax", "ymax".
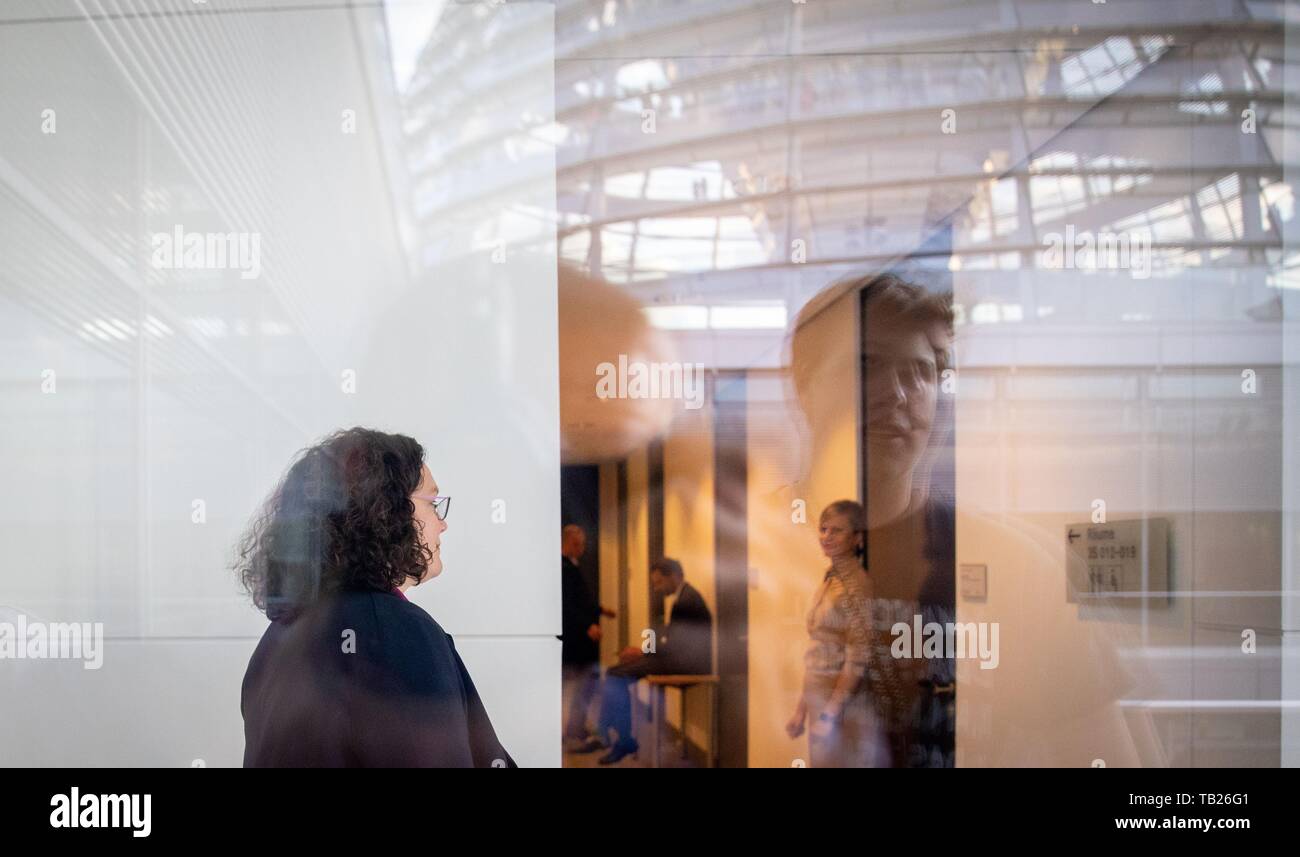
[{"xmin": 643, "ymin": 674, "xmax": 720, "ymax": 768}]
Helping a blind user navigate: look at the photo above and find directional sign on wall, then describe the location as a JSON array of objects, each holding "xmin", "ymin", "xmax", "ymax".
[{"xmin": 1064, "ymin": 518, "xmax": 1169, "ymax": 607}]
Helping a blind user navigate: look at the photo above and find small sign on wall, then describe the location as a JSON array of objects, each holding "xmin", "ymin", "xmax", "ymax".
[
  {"xmin": 959, "ymin": 564, "xmax": 987, "ymax": 600},
  {"xmin": 1064, "ymin": 518, "xmax": 1169, "ymax": 606}
]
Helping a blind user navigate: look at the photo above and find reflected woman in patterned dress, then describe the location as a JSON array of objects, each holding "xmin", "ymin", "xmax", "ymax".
[{"xmin": 786, "ymin": 500, "xmax": 892, "ymax": 767}]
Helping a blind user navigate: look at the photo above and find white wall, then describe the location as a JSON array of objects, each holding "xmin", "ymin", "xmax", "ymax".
[
  {"xmin": 0, "ymin": 1, "xmax": 560, "ymax": 767},
  {"xmin": 953, "ymin": 293, "xmax": 1285, "ymax": 764},
  {"xmin": 1279, "ymin": 8, "xmax": 1300, "ymax": 769}
]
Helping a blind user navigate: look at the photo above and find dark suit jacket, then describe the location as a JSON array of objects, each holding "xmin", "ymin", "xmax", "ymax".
[
  {"xmin": 241, "ymin": 588, "xmax": 514, "ymax": 767},
  {"xmin": 655, "ymin": 582, "xmax": 717, "ymax": 676},
  {"xmin": 560, "ymin": 557, "xmax": 601, "ymax": 665}
]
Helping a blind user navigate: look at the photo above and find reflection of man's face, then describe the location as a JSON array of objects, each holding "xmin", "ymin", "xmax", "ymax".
[
  {"xmin": 862, "ymin": 312, "xmax": 945, "ymax": 482},
  {"xmin": 650, "ymin": 570, "xmax": 675, "ymax": 595},
  {"xmin": 564, "ymin": 530, "xmax": 586, "ymax": 559}
]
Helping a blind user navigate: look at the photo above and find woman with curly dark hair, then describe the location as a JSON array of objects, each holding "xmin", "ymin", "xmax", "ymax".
[{"xmin": 235, "ymin": 427, "xmax": 514, "ymax": 767}]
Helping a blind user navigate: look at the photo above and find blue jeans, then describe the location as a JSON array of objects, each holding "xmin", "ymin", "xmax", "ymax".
[
  {"xmin": 598, "ymin": 657, "xmax": 659, "ymax": 747},
  {"xmin": 597, "ymin": 674, "xmax": 638, "ymax": 747},
  {"xmin": 562, "ymin": 662, "xmax": 601, "ymax": 740}
]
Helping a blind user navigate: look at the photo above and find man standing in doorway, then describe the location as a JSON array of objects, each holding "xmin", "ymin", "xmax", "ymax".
[{"xmin": 561, "ymin": 524, "xmax": 606, "ymax": 753}]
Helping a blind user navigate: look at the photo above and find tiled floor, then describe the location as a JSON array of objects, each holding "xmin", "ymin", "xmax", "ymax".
[
  {"xmin": 562, "ymin": 744, "xmax": 642, "ymax": 768},
  {"xmin": 563, "ymin": 740, "xmax": 701, "ymax": 768},
  {"xmin": 561, "ymin": 711, "xmax": 702, "ymax": 769}
]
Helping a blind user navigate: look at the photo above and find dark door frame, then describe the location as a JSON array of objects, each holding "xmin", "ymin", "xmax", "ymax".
[{"xmin": 713, "ymin": 371, "xmax": 749, "ymax": 768}]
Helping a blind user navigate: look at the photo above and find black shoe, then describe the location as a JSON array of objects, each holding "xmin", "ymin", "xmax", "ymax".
[
  {"xmin": 570, "ymin": 738, "xmax": 606, "ymax": 754},
  {"xmin": 598, "ymin": 740, "xmax": 638, "ymax": 765}
]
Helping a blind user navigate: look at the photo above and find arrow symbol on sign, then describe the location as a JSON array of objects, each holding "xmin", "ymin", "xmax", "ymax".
[{"xmin": 1067, "ymin": 529, "xmax": 1080, "ymax": 543}]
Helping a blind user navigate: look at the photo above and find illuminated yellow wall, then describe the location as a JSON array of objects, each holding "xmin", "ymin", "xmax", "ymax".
[
  {"xmin": 746, "ymin": 292, "xmax": 860, "ymax": 767},
  {"xmin": 597, "ymin": 461, "xmax": 620, "ymax": 664},
  {"xmin": 662, "ymin": 402, "xmax": 717, "ymax": 750},
  {"xmin": 625, "ymin": 448, "xmax": 650, "ymax": 651}
]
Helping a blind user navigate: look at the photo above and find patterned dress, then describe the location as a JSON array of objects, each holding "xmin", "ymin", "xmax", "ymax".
[{"xmin": 802, "ymin": 564, "xmax": 891, "ymax": 767}]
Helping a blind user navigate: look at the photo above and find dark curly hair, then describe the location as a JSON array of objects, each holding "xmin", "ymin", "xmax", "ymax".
[{"xmin": 234, "ymin": 427, "xmax": 433, "ymax": 620}]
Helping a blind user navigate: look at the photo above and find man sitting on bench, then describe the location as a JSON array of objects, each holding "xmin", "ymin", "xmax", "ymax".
[{"xmin": 591, "ymin": 557, "xmax": 713, "ymax": 764}]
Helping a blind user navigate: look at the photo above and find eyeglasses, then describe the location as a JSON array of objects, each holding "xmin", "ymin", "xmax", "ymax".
[
  {"xmin": 861, "ymin": 353, "xmax": 938, "ymax": 390},
  {"xmin": 412, "ymin": 494, "xmax": 451, "ymax": 521}
]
